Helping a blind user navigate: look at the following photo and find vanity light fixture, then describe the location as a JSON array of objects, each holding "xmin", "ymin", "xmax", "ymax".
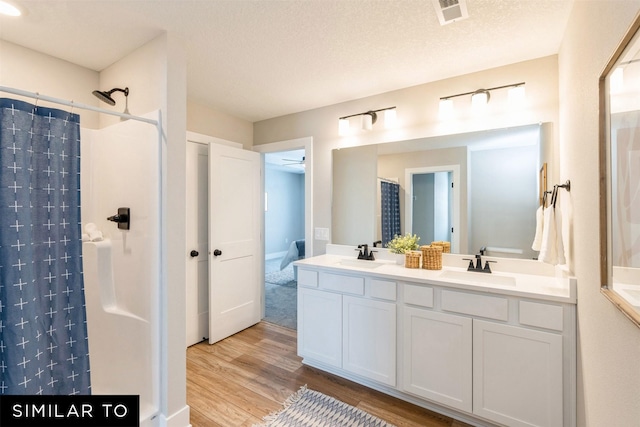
[
  {"xmin": 439, "ymin": 82, "xmax": 525, "ymax": 116},
  {"xmin": 471, "ymin": 89, "xmax": 490, "ymax": 108},
  {"xmin": 338, "ymin": 106, "xmax": 397, "ymax": 135},
  {"xmin": 0, "ymin": 1, "xmax": 21, "ymax": 16}
]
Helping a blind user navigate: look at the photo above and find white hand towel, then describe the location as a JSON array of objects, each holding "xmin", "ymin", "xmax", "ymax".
[
  {"xmin": 531, "ymin": 205, "xmax": 544, "ymax": 251},
  {"xmin": 84, "ymin": 223, "xmax": 104, "ymax": 242},
  {"xmin": 539, "ymin": 206, "xmax": 566, "ymax": 265},
  {"xmin": 554, "ymin": 204, "xmax": 566, "ymax": 265},
  {"xmin": 539, "ymin": 207, "xmax": 557, "ymax": 264}
]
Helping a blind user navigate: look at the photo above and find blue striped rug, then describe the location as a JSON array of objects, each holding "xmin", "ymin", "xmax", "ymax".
[{"xmin": 255, "ymin": 385, "xmax": 396, "ymax": 426}]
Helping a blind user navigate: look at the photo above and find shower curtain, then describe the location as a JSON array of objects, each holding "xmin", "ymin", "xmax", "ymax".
[
  {"xmin": 381, "ymin": 180, "xmax": 401, "ymax": 245},
  {"xmin": 0, "ymin": 98, "xmax": 90, "ymax": 394}
]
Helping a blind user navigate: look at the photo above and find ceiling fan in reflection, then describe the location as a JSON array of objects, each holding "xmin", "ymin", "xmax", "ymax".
[{"xmin": 282, "ymin": 156, "xmax": 305, "ymax": 166}]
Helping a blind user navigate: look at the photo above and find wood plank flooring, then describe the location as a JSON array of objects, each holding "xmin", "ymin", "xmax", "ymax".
[{"xmin": 187, "ymin": 321, "xmax": 472, "ymax": 427}]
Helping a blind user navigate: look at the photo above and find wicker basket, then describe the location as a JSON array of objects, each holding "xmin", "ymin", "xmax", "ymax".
[
  {"xmin": 420, "ymin": 245, "xmax": 443, "ymax": 270},
  {"xmin": 431, "ymin": 241, "xmax": 451, "ymax": 254},
  {"xmin": 404, "ymin": 251, "xmax": 421, "ymax": 269}
]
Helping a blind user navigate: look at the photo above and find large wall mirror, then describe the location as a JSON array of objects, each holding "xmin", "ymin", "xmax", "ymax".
[
  {"xmin": 332, "ymin": 122, "xmax": 553, "ymax": 259},
  {"xmin": 600, "ymin": 14, "xmax": 640, "ymax": 327}
]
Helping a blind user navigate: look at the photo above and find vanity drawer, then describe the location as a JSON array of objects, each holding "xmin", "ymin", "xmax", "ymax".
[
  {"xmin": 320, "ymin": 272, "xmax": 365, "ymax": 295},
  {"xmin": 441, "ymin": 290, "xmax": 508, "ymax": 321},
  {"xmin": 519, "ymin": 301, "xmax": 564, "ymax": 331},
  {"xmin": 369, "ymin": 279, "xmax": 397, "ymax": 301},
  {"xmin": 403, "ymin": 284, "xmax": 434, "ymax": 308},
  {"xmin": 297, "ymin": 269, "xmax": 318, "ymax": 288}
]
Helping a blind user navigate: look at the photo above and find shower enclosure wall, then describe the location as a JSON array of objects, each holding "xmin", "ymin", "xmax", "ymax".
[{"xmin": 81, "ymin": 112, "xmax": 161, "ymax": 427}]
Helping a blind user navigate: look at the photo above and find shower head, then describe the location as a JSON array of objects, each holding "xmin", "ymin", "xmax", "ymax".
[{"xmin": 92, "ymin": 87, "xmax": 129, "ymax": 106}]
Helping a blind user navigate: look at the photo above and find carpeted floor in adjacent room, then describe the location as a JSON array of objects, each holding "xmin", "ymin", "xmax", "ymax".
[{"xmin": 264, "ymin": 258, "xmax": 297, "ymax": 330}]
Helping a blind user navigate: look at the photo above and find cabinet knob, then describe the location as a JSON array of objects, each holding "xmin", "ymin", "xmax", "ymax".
[
  {"xmin": 213, "ymin": 249, "xmax": 222, "ymax": 256},
  {"xmin": 190, "ymin": 250, "xmax": 199, "ymax": 257}
]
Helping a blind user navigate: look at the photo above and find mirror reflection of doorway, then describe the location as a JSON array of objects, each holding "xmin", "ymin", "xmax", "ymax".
[
  {"xmin": 412, "ymin": 171, "xmax": 453, "ymax": 245},
  {"xmin": 404, "ymin": 165, "xmax": 460, "ymax": 253}
]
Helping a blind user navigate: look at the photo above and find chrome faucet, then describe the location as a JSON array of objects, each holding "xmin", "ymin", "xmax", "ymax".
[{"xmin": 462, "ymin": 254, "xmax": 496, "ymax": 273}]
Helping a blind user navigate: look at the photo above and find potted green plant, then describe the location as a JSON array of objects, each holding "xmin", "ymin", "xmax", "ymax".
[{"xmin": 385, "ymin": 233, "xmax": 420, "ymax": 254}]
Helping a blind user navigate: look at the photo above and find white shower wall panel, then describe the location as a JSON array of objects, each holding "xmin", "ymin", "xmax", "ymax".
[{"xmin": 80, "ymin": 112, "xmax": 161, "ymax": 427}]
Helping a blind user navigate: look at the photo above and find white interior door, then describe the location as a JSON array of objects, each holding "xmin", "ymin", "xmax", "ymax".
[
  {"xmin": 208, "ymin": 144, "xmax": 262, "ymax": 344},
  {"xmin": 186, "ymin": 141, "xmax": 210, "ymax": 346}
]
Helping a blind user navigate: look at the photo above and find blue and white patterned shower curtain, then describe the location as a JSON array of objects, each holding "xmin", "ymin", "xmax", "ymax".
[
  {"xmin": 381, "ymin": 180, "xmax": 401, "ymax": 245},
  {"xmin": 0, "ymin": 98, "xmax": 90, "ymax": 395}
]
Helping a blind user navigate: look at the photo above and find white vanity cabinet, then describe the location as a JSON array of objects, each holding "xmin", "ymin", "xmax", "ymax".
[
  {"xmin": 297, "ymin": 286, "xmax": 342, "ymax": 368},
  {"xmin": 403, "ymin": 306, "xmax": 473, "ymax": 412},
  {"xmin": 472, "ymin": 320, "xmax": 563, "ymax": 427},
  {"xmin": 402, "ymin": 287, "xmax": 571, "ymax": 427},
  {"xmin": 297, "ymin": 269, "xmax": 397, "ymax": 387},
  {"xmin": 343, "ymin": 295, "xmax": 396, "ymax": 386},
  {"xmin": 295, "ymin": 260, "xmax": 576, "ymax": 427}
]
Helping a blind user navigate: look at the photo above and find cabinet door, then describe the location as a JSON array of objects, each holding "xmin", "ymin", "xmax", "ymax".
[
  {"xmin": 473, "ymin": 320, "xmax": 563, "ymax": 427},
  {"xmin": 402, "ymin": 307, "xmax": 472, "ymax": 412},
  {"xmin": 342, "ymin": 295, "xmax": 396, "ymax": 386},
  {"xmin": 297, "ymin": 287, "xmax": 342, "ymax": 368}
]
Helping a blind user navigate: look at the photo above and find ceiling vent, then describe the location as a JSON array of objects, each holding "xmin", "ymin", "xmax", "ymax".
[{"xmin": 432, "ymin": 0, "xmax": 469, "ymax": 25}]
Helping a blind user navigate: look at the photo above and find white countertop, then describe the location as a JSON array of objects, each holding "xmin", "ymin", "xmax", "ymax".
[{"xmin": 295, "ymin": 250, "xmax": 577, "ymax": 304}]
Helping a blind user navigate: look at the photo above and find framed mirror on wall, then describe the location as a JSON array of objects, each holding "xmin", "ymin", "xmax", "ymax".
[{"xmin": 600, "ymin": 13, "xmax": 640, "ymax": 327}]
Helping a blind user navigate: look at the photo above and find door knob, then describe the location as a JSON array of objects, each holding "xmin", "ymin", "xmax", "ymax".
[
  {"xmin": 213, "ymin": 249, "xmax": 222, "ymax": 256},
  {"xmin": 190, "ymin": 250, "xmax": 199, "ymax": 257}
]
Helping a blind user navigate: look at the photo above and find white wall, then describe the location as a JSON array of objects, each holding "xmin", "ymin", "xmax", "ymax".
[
  {"xmin": 265, "ymin": 167, "xmax": 305, "ymax": 254},
  {"xmin": 96, "ymin": 33, "xmax": 189, "ymax": 426},
  {"xmin": 187, "ymin": 100, "xmax": 253, "ymax": 148},
  {"xmin": 254, "ymin": 56, "xmax": 560, "ymax": 256},
  {"xmin": 0, "ymin": 40, "xmax": 100, "ymax": 128},
  {"xmin": 332, "ymin": 144, "xmax": 378, "ymax": 245},
  {"xmin": 559, "ymin": 1, "xmax": 640, "ymax": 426}
]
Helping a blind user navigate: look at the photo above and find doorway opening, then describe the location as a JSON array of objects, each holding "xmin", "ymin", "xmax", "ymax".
[
  {"xmin": 405, "ymin": 165, "xmax": 461, "ymax": 253},
  {"xmin": 411, "ymin": 171, "xmax": 453, "ymax": 245},
  {"xmin": 263, "ymin": 149, "xmax": 306, "ymax": 329}
]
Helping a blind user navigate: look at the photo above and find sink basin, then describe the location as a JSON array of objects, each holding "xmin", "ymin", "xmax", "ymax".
[
  {"xmin": 337, "ymin": 259, "xmax": 385, "ymax": 269},
  {"xmin": 438, "ymin": 270, "xmax": 516, "ymax": 287},
  {"xmin": 613, "ymin": 283, "xmax": 640, "ymax": 307}
]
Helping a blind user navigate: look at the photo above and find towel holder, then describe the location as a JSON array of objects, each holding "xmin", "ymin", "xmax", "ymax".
[{"xmin": 551, "ymin": 180, "xmax": 571, "ymax": 208}]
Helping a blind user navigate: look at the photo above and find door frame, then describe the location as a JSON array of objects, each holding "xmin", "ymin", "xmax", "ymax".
[
  {"xmin": 404, "ymin": 165, "xmax": 460, "ymax": 253},
  {"xmin": 253, "ymin": 137, "xmax": 314, "ymax": 259}
]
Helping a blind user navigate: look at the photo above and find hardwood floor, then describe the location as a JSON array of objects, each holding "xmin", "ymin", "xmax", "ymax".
[{"xmin": 187, "ymin": 321, "xmax": 471, "ymax": 427}]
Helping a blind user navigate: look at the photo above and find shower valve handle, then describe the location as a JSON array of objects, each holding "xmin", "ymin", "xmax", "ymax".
[
  {"xmin": 107, "ymin": 214, "xmax": 127, "ymax": 223},
  {"xmin": 106, "ymin": 207, "xmax": 130, "ymax": 230}
]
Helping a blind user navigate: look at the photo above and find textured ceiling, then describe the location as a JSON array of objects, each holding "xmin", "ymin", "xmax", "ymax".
[{"xmin": 0, "ymin": 0, "xmax": 574, "ymax": 122}]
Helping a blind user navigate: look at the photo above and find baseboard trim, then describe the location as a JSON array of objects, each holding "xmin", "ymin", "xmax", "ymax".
[{"xmin": 159, "ymin": 404, "xmax": 191, "ymax": 427}]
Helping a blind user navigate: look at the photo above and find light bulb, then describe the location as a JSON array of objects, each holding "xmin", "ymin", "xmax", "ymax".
[
  {"xmin": 338, "ymin": 118, "xmax": 350, "ymax": 136},
  {"xmin": 362, "ymin": 114, "xmax": 373, "ymax": 131},
  {"xmin": 508, "ymin": 85, "xmax": 526, "ymax": 106},
  {"xmin": 439, "ymin": 99, "xmax": 454, "ymax": 120},
  {"xmin": 0, "ymin": 1, "xmax": 21, "ymax": 16},
  {"xmin": 384, "ymin": 109, "xmax": 397, "ymax": 128}
]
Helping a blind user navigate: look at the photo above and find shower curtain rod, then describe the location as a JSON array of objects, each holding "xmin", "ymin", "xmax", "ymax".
[
  {"xmin": 0, "ymin": 85, "xmax": 158, "ymax": 126},
  {"xmin": 378, "ymin": 177, "xmax": 399, "ymax": 184}
]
